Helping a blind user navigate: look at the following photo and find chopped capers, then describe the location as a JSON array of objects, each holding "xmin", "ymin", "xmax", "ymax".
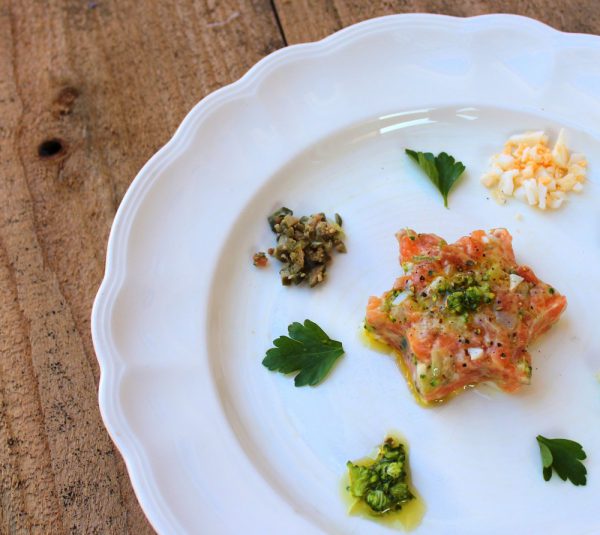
[
  {"xmin": 267, "ymin": 207, "xmax": 293, "ymax": 231},
  {"xmin": 267, "ymin": 207, "xmax": 346, "ymax": 287}
]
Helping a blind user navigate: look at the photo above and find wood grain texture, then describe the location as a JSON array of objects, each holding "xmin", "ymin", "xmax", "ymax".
[
  {"xmin": 0, "ymin": 1, "xmax": 283, "ymax": 533},
  {"xmin": 274, "ymin": 0, "xmax": 600, "ymax": 43},
  {"xmin": 1, "ymin": 0, "xmax": 598, "ymax": 533}
]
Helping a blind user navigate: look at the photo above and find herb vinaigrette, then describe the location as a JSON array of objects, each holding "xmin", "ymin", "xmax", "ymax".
[{"xmin": 344, "ymin": 436, "xmax": 425, "ymax": 530}]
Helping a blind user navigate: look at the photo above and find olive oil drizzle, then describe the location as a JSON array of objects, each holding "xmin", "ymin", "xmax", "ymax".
[{"xmin": 359, "ymin": 325, "xmax": 474, "ymax": 407}]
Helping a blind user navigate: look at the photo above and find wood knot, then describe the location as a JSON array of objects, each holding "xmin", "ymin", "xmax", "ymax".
[
  {"xmin": 38, "ymin": 138, "xmax": 66, "ymax": 159},
  {"xmin": 53, "ymin": 86, "xmax": 79, "ymax": 117}
]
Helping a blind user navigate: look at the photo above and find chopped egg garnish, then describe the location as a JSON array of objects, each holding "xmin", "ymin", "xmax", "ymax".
[
  {"xmin": 481, "ymin": 129, "xmax": 587, "ymax": 210},
  {"xmin": 509, "ymin": 274, "xmax": 524, "ymax": 291},
  {"xmin": 467, "ymin": 347, "xmax": 485, "ymax": 361}
]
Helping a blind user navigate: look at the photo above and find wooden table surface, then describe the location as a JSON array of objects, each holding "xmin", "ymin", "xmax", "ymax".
[{"xmin": 1, "ymin": 1, "xmax": 598, "ymax": 533}]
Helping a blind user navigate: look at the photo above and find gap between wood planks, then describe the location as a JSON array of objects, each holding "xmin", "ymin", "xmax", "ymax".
[{"xmin": 270, "ymin": 0, "xmax": 289, "ymax": 46}]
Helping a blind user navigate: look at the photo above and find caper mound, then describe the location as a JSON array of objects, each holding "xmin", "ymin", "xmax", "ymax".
[{"xmin": 268, "ymin": 207, "xmax": 346, "ymax": 287}]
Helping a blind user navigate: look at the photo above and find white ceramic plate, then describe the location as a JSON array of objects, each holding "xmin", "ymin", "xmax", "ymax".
[{"xmin": 92, "ymin": 14, "xmax": 600, "ymax": 534}]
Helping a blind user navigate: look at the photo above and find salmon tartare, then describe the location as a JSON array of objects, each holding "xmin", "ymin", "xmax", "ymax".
[{"xmin": 365, "ymin": 229, "xmax": 567, "ymax": 404}]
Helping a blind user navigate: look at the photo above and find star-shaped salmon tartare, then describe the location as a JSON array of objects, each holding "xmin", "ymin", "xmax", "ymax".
[{"xmin": 365, "ymin": 229, "xmax": 567, "ymax": 404}]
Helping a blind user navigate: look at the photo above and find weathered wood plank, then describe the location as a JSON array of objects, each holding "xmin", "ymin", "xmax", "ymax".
[
  {"xmin": 274, "ymin": 0, "xmax": 600, "ymax": 44},
  {"xmin": 0, "ymin": 1, "xmax": 284, "ymax": 532}
]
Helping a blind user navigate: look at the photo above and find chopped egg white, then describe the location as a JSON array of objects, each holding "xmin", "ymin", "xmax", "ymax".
[
  {"xmin": 391, "ymin": 291, "xmax": 411, "ymax": 306},
  {"xmin": 509, "ymin": 274, "xmax": 524, "ymax": 291},
  {"xmin": 467, "ymin": 347, "xmax": 485, "ymax": 361},
  {"xmin": 416, "ymin": 362, "xmax": 428, "ymax": 378},
  {"xmin": 481, "ymin": 129, "xmax": 587, "ymax": 210},
  {"xmin": 427, "ymin": 276, "xmax": 445, "ymax": 293}
]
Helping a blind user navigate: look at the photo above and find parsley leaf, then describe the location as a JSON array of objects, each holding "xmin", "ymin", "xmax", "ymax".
[
  {"xmin": 536, "ymin": 435, "xmax": 587, "ymax": 486},
  {"xmin": 405, "ymin": 149, "xmax": 466, "ymax": 207},
  {"xmin": 262, "ymin": 320, "xmax": 344, "ymax": 386}
]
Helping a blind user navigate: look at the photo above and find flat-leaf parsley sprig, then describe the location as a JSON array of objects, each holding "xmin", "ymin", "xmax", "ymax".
[
  {"xmin": 262, "ymin": 319, "xmax": 344, "ymax": 386},
  {"xmin": 405, "ymin": 149, "xmax": 466, "ymax": 208},
  {"xmin": 536, "ymin": 435, "xmax": 587, "ymax": 486}
]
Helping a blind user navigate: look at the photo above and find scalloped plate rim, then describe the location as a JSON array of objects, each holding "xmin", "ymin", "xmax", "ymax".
[{"xmin": 91, "ymin": 13, "xmax": 600, "ymax": 534}]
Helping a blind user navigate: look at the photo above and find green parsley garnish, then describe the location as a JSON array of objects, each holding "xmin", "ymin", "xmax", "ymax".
[
  {"xmin": 446, "ymin": 284, "xmax": 495, "ymax": 314},
  {"xmin": 405, "ymin": 149, "xmax": 466, "ymax": 207},
  {"xmin": 536, "ymin": 435, "xmax": 587, "ymax": 486},
  {"xmin": 347, "ymin": 438, "xmax": 414, "ymax": 515},
  {"xmin": 262, "ymin": 320, "xmax": 344, "ymax": 386}
]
